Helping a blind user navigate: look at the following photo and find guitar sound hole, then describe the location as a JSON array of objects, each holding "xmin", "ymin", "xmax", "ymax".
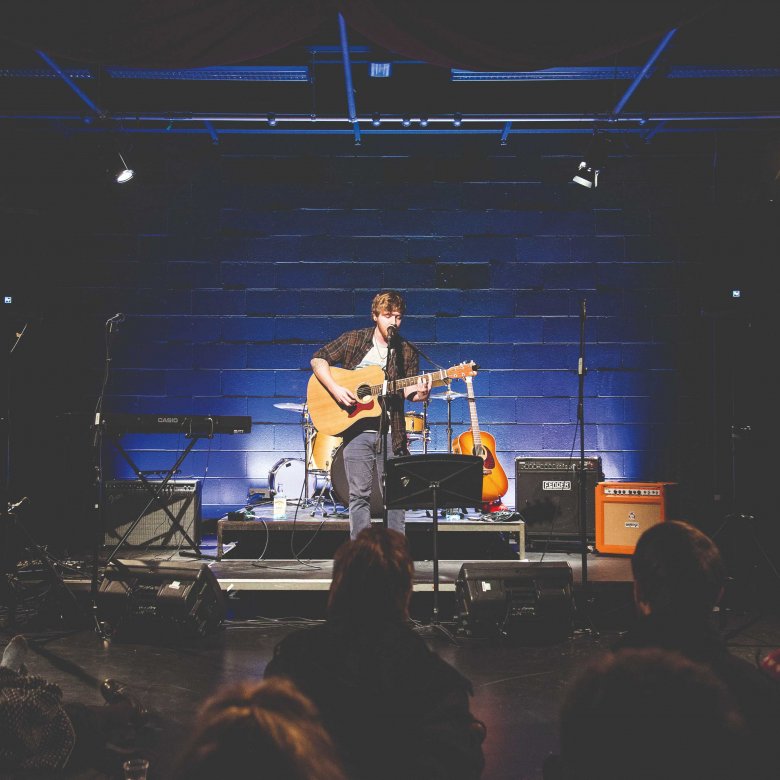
[{"xmin": 356, "ymin": 384, "xmax": 372, "ymax": 403}]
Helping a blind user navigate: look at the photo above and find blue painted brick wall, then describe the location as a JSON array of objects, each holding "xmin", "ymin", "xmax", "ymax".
[{"xmin": 11, "ymin": 133, "xmax": 768, "ymax": 526}]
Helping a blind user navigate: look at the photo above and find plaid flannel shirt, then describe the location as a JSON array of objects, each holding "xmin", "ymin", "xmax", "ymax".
[{"xmin": 312, "ymin": 327, "xmax": 419, "ymax": 455}]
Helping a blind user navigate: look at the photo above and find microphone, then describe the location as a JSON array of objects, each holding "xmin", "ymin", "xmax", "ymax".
[
  {"xmin": 386, "ymin": 325, "xmax": 399, "ymax": 343},
  {"xmin": 106, "ymin": 312, "xmax": 126, "ymax": 325}
]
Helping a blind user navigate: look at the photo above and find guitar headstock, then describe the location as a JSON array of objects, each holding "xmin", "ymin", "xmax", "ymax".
[{"xmin": 447, "ymin": 361, "xmax": 479, "ymax": 379}]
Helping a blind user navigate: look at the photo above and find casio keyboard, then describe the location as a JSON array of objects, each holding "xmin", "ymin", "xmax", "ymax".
[
  {"xmin": 100, "ymin": 413, "xmax": 252, "ymax": 436},
  {"xmin": 97, "ymin": 413, "xmax": 251, "ymax": 564}
]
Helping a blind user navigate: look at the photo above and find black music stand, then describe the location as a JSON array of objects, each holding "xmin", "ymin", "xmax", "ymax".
[{"xmin": 384, "ymin": 454, "xmax": 483, "ymax": 643}]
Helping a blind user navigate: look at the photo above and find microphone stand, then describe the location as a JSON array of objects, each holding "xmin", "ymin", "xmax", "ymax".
[
  {"xmin": 89, "ymin": 316, "xmax": 121, "ymax": 639},
  {"xmin": 379, "ymin": 333, "xmax": 395, "ymax": 530},
  {"xmin": 576, "ymin": 298, "xmax": 597, "ymax": 636}
]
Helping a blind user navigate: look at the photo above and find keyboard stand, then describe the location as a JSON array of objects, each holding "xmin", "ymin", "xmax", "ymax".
[{"xmin": 102, "ymin": 430, "xmax": 206, "ymax": 567}]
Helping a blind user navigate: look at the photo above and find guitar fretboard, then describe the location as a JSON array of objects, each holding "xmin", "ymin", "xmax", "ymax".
[{"xmin": 368, "ymin": 368, "xmax": 455, "ymax": 395}]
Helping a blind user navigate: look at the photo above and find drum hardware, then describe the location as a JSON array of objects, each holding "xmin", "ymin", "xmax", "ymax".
[
  {"xmin": 271, "ymin": 401, "xmax": 322, "ymax": 508},
  {"xmin": 430, "ymin": 389, "xmax": 466, "ymax": 401},
  {"xmin": 425, "ymin": 383, "xmax": 465, "ymax": 517},
  {"xmin": 404, "ymin": 408, "xmax": 431, "ymax": 452},
  {"xmin": 273, "ymin": 402, "xmax": 307, "ymax": 412},
  {"xmin": 430, "ymin": 384, "xmax": 457, "ymax": 455},
  {"xmin": 268, "ymin": 458, "xmax": 320, "ymax": 507},
  {"xmin": 274, "ymin": 400, "xmax": 345, "ymax": 516},
  {"xmin": 310, "ymin": 432, "xmax": 342, "ymax": 474}
]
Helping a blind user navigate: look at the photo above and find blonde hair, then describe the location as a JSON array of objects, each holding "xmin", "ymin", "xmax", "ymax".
[
  {"xmin": 171, "ymin": 677, "xmax": 347, "ymax": 780},
  {"xmin": 371, "ymin": 290, "xmax": 406, "ymax": 317}
]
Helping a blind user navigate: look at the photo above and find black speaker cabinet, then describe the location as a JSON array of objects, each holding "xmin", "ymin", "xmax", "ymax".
[
  {"xmin": 97, "ymin": 559, "xmax": 226, "ymax": 641},
  {"xmin": 456, "ymin": 561, "xmax": 574, "ymax": 644},
  {"xmin": 104, "ymin": 480, "xmax": 201, "ymax": 548},
  {"xmin": 515, "ymin": 457, "xmax": 603, "ymax": 542}
]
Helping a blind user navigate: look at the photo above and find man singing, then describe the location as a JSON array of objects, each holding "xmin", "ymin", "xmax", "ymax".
[{"xmin": 310, "ymin": 291, "xmax": 430, "ymax": 539}]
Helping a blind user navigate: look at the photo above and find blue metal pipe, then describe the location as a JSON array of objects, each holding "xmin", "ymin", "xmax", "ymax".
[
  {"xmin": 35, "ymin": 49, "xmax": 104, "ymax": 117},
  {"xmin": 337, "ymin": 13, "xmax": 361, "ymax": 145},
  {"xmin": 612, "ymin": 28, "xmax": 678, "ymax": 115}
]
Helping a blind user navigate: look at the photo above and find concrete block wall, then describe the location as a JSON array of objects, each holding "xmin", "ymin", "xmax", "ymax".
[{"xmin": 5, "ymin": 133, "xmax": 768, "ymax": 527}]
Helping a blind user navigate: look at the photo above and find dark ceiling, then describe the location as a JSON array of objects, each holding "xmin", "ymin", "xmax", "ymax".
[{"xmin": 1, "ymin": 1, "xmax": 779, "ymax": 144}]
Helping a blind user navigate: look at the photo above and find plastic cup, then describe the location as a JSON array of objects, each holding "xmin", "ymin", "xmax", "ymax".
[{"xmin": 123, "ymin": 758, "xmax": 149, "ymax": 780}]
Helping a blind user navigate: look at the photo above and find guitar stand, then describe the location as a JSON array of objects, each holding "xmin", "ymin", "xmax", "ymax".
[
  {"xmin": 101, "ymin": 429, "xmax": 209, "ymax": 567},
  {"xmin": 384, "ymin": 454, "xmax": 483, "ymax": 645}
]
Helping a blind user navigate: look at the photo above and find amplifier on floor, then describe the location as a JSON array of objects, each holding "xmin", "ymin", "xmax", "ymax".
[
  {"xmin": 104, "ymin": 480, "xmax": 201, "ymax": 548},
  {"xmin": 595, "ymin": 482, "xmax": 676, "ymax": 555},
  {"xmin": 515, "ymin": 457, "xmax": 603, "ymax": 541},
  {"xmin": 455, "ymin": 561, "xmax": 574, "ymax": 644},
  {"xmin": 97, "ymin": 559, "xmax": 226, "ymax": 641}
]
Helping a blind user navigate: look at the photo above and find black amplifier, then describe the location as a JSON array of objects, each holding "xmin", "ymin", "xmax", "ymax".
[
  {"xmin": 104, "ymin": 480, "xmax": 201, "ymax": 548},
  {"xmin": 514, "ymin": 457, "xmax": 603, "ymax": 541}
]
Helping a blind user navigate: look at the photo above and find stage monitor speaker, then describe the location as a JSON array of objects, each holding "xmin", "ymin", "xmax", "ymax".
[
  {"xmin": 97, "ymin": 559, "xmax": 226, "ymax": 641},
  {"xmin": 104, "ymin": 480, "xmax": 201, "ymax": 548},
  {"xmin": 515, "ymin": 457, "xmax": 603, "ymax": 541},
  {"xmin": 595, "ymin": 482, "xmax": 676, "ymax": 555},
  {"xmin": 455, "ymin": 561, "xmax": 574, "ymax": 644}
]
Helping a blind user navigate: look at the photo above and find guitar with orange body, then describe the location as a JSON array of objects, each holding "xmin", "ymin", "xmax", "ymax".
[{"xmin": 451, "ymin": 375, "xmax": 508, "ymax": 504}]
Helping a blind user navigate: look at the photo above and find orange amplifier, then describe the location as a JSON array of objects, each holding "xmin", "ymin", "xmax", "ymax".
[{"xmin": 595, "ymin": 482, "xmax": 676, "ymax": 555}]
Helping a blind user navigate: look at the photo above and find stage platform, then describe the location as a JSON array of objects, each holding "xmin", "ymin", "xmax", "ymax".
[
  {"xmin": 58, "ymin": 504, "xmax": 636, "ymax": 627},
  {"xmin": 62, "ymin": 538, "xmax": 635, "ymax": 628},
  {"xmin": 215, "ymin": 509, "xmax": 527, "ymax": 561}
]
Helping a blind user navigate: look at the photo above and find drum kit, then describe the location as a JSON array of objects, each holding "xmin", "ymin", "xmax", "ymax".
[{"xmin": 271, "ymin": 389, "xmax": 463, "ymax": 516}]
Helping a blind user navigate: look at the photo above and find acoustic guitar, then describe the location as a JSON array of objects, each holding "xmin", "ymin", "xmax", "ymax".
[
  {"xmin": 452, "ymin": 375, "xmax": 508, "ymax": 503},
  {"xmin": 307, "ymin": 361, "xmax": 478, "ymax": 437}
]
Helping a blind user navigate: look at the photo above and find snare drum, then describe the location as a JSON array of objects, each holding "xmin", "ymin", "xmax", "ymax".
[
  {"xmin": 309, "ymin": 433, "xmax": 342, "ymax": 474},
  {"xmin": 268, "ymin": 458, "xmax": 318, "ymax": 502},
  {"xmin": 404, "ymin": 412, "xmax": 425, "ymax": 434}
]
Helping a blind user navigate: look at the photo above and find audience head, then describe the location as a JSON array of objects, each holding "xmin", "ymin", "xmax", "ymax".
[
  {"xmin": 553, "ymin": 647, "xmax": 747, "ymax": 780},
  {"xmin": 328, "ymin": 527, "xmax": 414, "ymax": 623},
  {"xmin": 171, "ymin": 676, "xmax": 346, "ymax": 780},
  {"xmin": 631, "ymin": 520, "xmax": 725, "ymax": 618}
]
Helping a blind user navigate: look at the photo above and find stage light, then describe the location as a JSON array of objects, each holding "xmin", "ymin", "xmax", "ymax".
[
  {"xmin": 572, "ymin": 161, "xmax": 599, "ymax": 188},
  {"xmin": 453, "ymin": 113, "xmax": 463, "ymax": 127},
  {"xmin": 573, "ymin": 132, "xmax": 610, "ymax": 189},
  {"xmin": 115, "ymin": 153, "xmax": 134, "ymax": 184},
  {"xmin": 371, "ymin": 113, "xmax": 381, "ymax": 127},
  {"xmin": 267, "ymin": 113, "xmax": 277, "ymax": 126},
  {"xmin": 369, "ymin": 62, "xmax": 392, "ymax": 78},
  {"xmin": 402, "ymin": 115, "xmax": 411, "ymax": 127},
  {"xmin": 419, "ymin": 116, "xmax": 429, "ymax": 127}
]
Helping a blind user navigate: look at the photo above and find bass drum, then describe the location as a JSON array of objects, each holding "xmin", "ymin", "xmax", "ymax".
[
  {"xmin": 330, "ymin": 443, "xmax": 384, "ymax": 518},
  {"xmin": 268, "ymin": 458, "xmax": 318, "ymax": 503}
]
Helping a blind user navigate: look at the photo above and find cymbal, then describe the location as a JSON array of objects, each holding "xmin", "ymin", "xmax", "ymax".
[
  {"xmin": 273, "ymin": 402, "xmax": 307, "ymax": 412},
  {"xmin": 430, "ymin": 390, "xmax": 466, "ymax": 400}
]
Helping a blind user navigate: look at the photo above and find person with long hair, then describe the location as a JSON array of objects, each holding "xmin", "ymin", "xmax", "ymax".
[
  {"xmin": 171, "ymin": 676, "xmax": 347, "ymax": 780},
  {"xmin": 265, "ymin": 526, "xmax": 486, "ymax": 780}
]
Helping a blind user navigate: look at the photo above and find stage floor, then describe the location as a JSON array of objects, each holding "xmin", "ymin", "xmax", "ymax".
[{"xmin": 3, "ymin": 514, "xmax": 779, "ymax": 780}]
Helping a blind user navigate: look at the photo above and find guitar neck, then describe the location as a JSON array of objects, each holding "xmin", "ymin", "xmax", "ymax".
[
  {"xmin": 368, "ymin": 369, "xmax": 453, "ymax": 396},
  {"xmin": 465, "ymin": 377, "xmax": 483, "ymax": 451}
]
